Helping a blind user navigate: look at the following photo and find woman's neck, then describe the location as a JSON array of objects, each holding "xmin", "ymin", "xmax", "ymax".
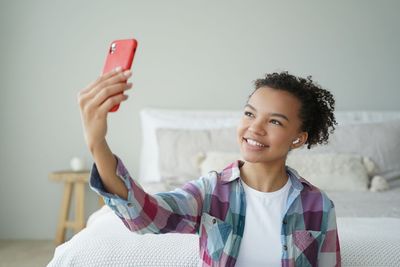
[{"xmin": 240, "ymin": 160, "xmax": 288, "ymax": 192}]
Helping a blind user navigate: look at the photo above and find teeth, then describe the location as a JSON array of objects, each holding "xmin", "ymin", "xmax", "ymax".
[{"xmin": 246, "ymin": 138, "xmax": 266, "ymax": 147}]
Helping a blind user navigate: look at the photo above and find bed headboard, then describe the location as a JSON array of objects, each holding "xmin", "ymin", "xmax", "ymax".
[{"xmin": 139, "ymin": 108, "xmax": 400, "ymax": 183}]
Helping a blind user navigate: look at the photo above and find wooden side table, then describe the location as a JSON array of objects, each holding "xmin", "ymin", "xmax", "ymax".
[{"xmin": 49, "ymin": 170, "xmax": 104, "ymax": 245}]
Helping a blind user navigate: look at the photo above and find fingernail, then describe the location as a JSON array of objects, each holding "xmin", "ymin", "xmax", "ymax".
[
  {"xmin": 114, "ymin": 66, "xmax": 122, "ymax": 72},
  {"xmin": 123, "ymin": 70, "xmax": 132, "ymax": 77}
]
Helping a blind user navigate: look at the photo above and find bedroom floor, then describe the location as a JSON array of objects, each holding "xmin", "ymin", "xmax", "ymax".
[{"xmin": 0, "ymin": 239, "xmax": 55, "ymax": 267}]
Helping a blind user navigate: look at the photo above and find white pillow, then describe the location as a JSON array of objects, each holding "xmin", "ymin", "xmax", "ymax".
[
  {"xmin": 197, "ymin": 151, "xmax": 381, "ymax": 192},
  {"xmin": 156, "ymin": 127, "xmax": 238, "ymax": 180},
  {"xmin": 286, "ymin": 153, "xmax": 371, "ymax": 191},
  {"xmin": 138, "ymin": 108, "xmax": 241, "ymax": 182},
  {"xmin": 197, "ymin": 151, "xmax": 244, "ymax": 177},
  {"xmin": 291, "ymin": 120, "xmax": 400, "ymax": 179}
]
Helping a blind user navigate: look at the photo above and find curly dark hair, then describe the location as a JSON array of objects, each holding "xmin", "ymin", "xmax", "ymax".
[{"xmin": 248, "ymin": 71, "xmax": 337, "ymax": 149}]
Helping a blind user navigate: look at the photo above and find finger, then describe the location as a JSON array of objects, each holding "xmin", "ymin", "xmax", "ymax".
[
  {"xmin": 99, "ymin": 69, "xmax": 132, "ymax": 88},
  {"xmin": 98, "ymin": 93, "xmax": 129, "ymax": 115},
  {"xmin": 94, "ymin": 67, "xmax": 125, "ymax": 88},
  {"xmin": 79, "ymin": 81, "xmax": 132, "ymax": 111},
  {"xmin": 80, "ymin": 67, "xmax": 124, "ymax": 95},
  {"xmin": 91, "ymin": 82, "xmax": 132, "ymax": 107},
  {"xmin": 88, "ymin": 70, "xmax": 132, "ymax": 99}
]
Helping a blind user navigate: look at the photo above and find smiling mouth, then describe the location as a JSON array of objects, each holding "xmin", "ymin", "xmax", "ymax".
[{"xmin": 243, "ymin": 137, "xmax": 268, "ymax": 148}]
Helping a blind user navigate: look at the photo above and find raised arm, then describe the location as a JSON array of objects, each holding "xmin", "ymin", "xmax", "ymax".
[
  {"xmin": 77, "ymin": 67, "xmax": 207, "ymax": 235},
  {"xmin": 77, "ymin": 66, "xmax": 132, "ymax": 199}
]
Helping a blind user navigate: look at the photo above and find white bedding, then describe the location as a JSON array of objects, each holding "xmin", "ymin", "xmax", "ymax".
[
  {"xmin": 48, "ymin": 206, "xmax": 199, "ymax": 267},
  {"xmin": 328, "ymin": 189, "xmax": 400, "ymax": 218},
  {"xmin": 48, "ymin": 205, "xmax": 400, "ymax": 267}
]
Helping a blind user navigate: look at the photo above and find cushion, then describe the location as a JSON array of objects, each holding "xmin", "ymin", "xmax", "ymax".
[
  {"xmin": 197, "ymin": 151, "xmax": 380, "ymax": 192},
  {"xmin": 286, "ymin": 153, "xmax": 371, "ymax": 191},
  {"xmin": 138, "ymin": 109, "xmax": 241, "ymax": 183},
  {"xmin": 291, "ymin": 120, "xmax": 400, "ymax": 179},
  {"xmin": 156, "ymin": 127, "xmax": 239, "ymax": 181},
  {"xmin": 198, "ymin": 151, "xmax": 244, "ymax": 177}
]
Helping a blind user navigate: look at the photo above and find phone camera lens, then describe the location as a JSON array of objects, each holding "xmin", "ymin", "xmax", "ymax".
[{"xmin": 110, "ymin": 43, "xmax": 117, "ymax": 54}]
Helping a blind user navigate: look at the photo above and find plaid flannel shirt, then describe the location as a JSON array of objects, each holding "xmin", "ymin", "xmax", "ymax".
[{"xmin": 90, "ymin": 154, "xmax": 341, "ymax": 267}]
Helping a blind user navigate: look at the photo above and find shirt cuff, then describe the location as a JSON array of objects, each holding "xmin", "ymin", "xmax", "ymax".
[{"xmin": 89, "ymin": 154, "xmax": 133, "ymax": 206}]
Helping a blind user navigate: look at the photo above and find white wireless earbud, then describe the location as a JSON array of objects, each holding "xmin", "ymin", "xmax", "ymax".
[{"xmin": 293, "ymin": 139, "xmax": 300, "ymax": 144}]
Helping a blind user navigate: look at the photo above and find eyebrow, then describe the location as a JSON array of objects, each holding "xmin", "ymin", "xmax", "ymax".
[{"xmin": 244, "ymin": 103, "xmax": 290, "ymax": 122}]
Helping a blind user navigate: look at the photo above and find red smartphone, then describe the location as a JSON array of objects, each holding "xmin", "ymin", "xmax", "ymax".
[{"xmin": 102, "ymin": 39, "xmax": 138, "ymax": 112}]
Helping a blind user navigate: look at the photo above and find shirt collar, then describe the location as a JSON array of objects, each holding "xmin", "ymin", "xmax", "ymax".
[{"xmin": 220, "ymin": 159, "xmax": 308, "ymax": 191}]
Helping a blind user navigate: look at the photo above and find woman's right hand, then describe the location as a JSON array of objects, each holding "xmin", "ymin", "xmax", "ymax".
[{"xmin": 77, "ymin": 67, "xmax": 133, "ymax": 152}]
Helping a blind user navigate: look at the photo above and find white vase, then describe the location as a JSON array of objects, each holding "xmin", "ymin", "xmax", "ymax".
[{"xmin": 70, "ymin": 157, "xmax": 86, "ymax": 171}]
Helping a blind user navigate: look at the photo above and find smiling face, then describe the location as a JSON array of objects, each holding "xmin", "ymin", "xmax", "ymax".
[{"xmin": 237, "ymin": 86, "xmax": 307, "ymax": 165}]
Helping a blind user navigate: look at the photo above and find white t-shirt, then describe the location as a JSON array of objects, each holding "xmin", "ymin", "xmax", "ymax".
[{"xmin": 235, "ymin": 177, "xmax": 292, "ymax": 267}]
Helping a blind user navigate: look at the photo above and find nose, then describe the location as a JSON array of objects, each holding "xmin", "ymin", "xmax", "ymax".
[{"xmin": 248, "ymin": 119, "xmax": 266, "ymax": 135}]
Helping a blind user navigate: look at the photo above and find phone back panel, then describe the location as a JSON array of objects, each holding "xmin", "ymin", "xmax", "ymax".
[
  {"xmin": 102, "ymin": 39, "xmax": 137, "ymax": 112},
  {"xmin": 103, "ymin": 39, "xmax": 137, "ymax": 74}
]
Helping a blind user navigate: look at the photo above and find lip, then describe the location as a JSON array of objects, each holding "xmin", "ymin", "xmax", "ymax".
[{"xmin": 243, "ymin": 137, "xmax": 269, "ymax": 151}]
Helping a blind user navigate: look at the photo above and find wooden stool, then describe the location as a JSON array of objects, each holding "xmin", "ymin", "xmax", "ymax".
[{"xmin": 49, "ymin": 170, "xmax": 104, "ymax": 245}]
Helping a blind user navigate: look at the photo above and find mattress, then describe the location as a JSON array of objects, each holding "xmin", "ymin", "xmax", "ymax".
[{"xmin": 329, "ymin": 178, "xmax": 400, "ymax": 218}]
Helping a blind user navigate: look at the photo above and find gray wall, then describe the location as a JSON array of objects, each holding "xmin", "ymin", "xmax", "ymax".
[{"xmin": 0, "ymin": 0, "xmax": 399, "ymax": 239}]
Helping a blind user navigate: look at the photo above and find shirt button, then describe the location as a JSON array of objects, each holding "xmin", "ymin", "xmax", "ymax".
[
  {"xmin": 283, "ymin": 245, "xmax": 288, "ymax": 251},
  {"xmin": 212, "ymin": 218, "xmax": 217, "ymax": 224},
  {"xmin": 127, "ymin": 202, "xmax": 133, "ymax": 207}
]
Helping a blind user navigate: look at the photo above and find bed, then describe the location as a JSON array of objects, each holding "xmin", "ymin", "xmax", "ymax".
[{"xmin": 48, "ymin": 108, "xmax": 400, "ymax": 267}]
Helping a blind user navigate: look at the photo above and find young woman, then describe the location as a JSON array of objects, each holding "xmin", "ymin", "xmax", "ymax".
[{"xmin": 78, "ymin": 68, "xmax": 341, "ymax": 267}]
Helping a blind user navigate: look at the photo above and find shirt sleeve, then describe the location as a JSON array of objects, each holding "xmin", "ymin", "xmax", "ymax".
[
  {"xmin": 319, "ymin": 201, "xmax": 341, "ymax": 267},
  {"xmin": 89, "ymin": 154, "xmax": 208, "ymax": 235}
]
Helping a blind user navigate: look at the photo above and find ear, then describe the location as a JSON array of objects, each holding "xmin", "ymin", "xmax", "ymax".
[{"xmin": 291, "ymin": 132, "xmax": 308, "ymax": 149}]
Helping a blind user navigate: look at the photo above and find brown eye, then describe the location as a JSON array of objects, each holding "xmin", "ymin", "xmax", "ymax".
[
  {"xmin": 244, "ymin": 111, "xmax": 254, "ymax": 117},
  {"xmin": 271, "ymin": 119, "xmax": 282, "ymax": 126}
]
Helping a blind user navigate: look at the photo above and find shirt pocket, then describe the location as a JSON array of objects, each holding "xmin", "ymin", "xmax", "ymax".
[
  {"xmin": 200, "ymin": 212, "xmax": 233, "ymax": 261},
  {"xmin": 292, "ymin": 230, "xmax": 322, "ymax": 255}
]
